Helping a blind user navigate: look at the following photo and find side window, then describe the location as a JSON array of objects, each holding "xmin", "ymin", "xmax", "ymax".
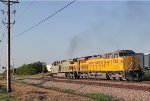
[
  {"xmin": 100, "ymin": 55, "xmax": 102, "ymax": 58},
  {"xmin": 114, "ymin": 54, "xmax": 118, "ymax": 58},
  {"xmin": 70, "ymin": 61, "xmax": 74, "ymax": 64},
  {"xmin": 58, "ymin": 65, "xmax": 61, "ymax": 72},
  {"xmin": 119, "ymin": 53, "xmax": 124, "ymax": 56},
  {"xmin": 53, "ymin": 62, "xmax": 56, "ymax": 66}
]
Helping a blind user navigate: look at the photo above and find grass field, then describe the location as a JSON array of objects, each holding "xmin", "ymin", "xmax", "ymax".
[
  {"xmin": 14, "ymin": 73, "xmax": 47, "ymax": 78},
  {"xmin": 85, "ymin": 93, "xmax": 122, "ymax": 101},
  {"xmin": 0, "ymin": 84, "xmax": 16, "ymax": 101}
]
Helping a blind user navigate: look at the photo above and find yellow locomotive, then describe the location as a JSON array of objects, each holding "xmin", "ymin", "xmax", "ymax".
[{"xmin": 51, "ymin": 50, "xmax": 144, "ymax": 81}]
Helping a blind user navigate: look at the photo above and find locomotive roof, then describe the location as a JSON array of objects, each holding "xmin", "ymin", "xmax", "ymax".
[
  {"xmin": 53, "ymin": 50, "xmax": 136, "ymax": 63},
  {"xmin": 108, "ymin": 50, "xmax": 135, "ymax": 55}
]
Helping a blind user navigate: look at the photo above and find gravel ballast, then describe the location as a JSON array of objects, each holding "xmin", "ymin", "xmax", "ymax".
[{"xmin": 21, "ymin": 79, "xmax": 150, "ymax": 101}]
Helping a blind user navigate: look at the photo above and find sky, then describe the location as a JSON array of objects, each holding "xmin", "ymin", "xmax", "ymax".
[{"xmin": 0, "ymin": 0, "xmax": 150, "ymax": 72}]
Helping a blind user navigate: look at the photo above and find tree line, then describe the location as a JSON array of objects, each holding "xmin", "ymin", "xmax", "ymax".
[{"xmin": 2, "ymin": 61, "xmax": 48, "ymax": 75}]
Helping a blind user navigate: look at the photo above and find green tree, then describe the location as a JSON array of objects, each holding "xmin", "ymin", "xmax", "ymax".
[{"xmin": 16, "ymin": 61, "xmax": 47, "ymax": 75}]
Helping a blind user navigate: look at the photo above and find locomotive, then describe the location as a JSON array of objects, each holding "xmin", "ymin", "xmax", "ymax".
[{"xmin": 51, "ymin": 50, "xmax": 144, "ymax": 81}]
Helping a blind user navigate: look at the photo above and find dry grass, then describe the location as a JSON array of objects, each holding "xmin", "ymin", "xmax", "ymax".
[{"xmin": 0, "ymin": 80, "xmax": 93, "ymax": 101}]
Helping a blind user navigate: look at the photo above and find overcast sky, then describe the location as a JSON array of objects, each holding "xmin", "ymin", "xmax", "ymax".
[{"xmin": 0, "ymin": 0, "xmax": 150, "ymax": 73}]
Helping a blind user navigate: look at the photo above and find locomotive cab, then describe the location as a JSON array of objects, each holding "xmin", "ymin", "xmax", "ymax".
[{"xmin": 117, "ymin": 50, "xmax": 144, "ymax": 81}]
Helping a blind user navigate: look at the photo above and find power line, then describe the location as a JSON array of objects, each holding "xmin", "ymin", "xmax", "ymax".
[
  {"xmin": 12, "ymin": 0, "xmax": 76, "ymax": 39},
  {"xmin": 0, "ymin": 0, "xmax": 16, "ymax": 50},
  {"xmin": 0, "ymin": 4, "xmax": 7, "ymax": 39},
  {"xmin": 16, "ymin": 1, "xmax": 35, "ymax": 20},
  {"xmin": 10, "ymin": 1, "xmax": 35, "ymax": 29},
  {"xmin": 0, "ymin": 30, "xmax": 6, "ymax": 66},
  {"xmin": 0, "ymin": 5, "xmax": 7, "ymax": 67},
  {"xmin": 1, "ymin": 29, "xmax": 6, "ymax": 42}
]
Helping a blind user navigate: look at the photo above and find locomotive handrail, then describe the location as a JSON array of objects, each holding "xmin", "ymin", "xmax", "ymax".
[{"xmin": 126, "ymin": 62, "xmax": 133, "ymax": 72}]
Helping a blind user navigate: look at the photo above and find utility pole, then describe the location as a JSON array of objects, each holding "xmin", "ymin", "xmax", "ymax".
[{"xmin": 0, "ymin": 0, "xmax": 19, "ymax": 92}]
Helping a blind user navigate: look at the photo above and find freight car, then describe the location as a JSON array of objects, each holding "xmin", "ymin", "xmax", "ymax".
[{"xmin": 51, "ymin": 50, "xmax": 144, "ymax": 81}]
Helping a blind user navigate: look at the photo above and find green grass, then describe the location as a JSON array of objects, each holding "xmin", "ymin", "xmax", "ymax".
[
  {"xmin": 14, "ymin": 73, "xmax": 49, "ymax": 78},
  {"xmin": 0, "ymin": 74, "xmax": 5, "ymax": 80},
  {"xmin": 84, "ymin": 93, "xmax": 122, "ymax": 101},
  {"xmin": 14, "ymin": 74, "xmax": 42, "ymax": 78},
  {"xmin": 0, "ymin": 85, "xmax": 16, "ymax": 101}
]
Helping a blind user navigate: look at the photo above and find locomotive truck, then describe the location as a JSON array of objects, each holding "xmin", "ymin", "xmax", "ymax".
[{"xmin": 51, "ymin": 50, "xmax": 144, "ymax": 81}]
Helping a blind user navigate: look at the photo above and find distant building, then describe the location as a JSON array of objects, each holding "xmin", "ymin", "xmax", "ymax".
[{"xmin": 46, "ymin": 65, "xmax": 52, "ymax": 72}]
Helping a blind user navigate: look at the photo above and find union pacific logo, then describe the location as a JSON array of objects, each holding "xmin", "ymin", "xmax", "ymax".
[{"xmin": 88, "ymin": 59, "xmax": 123, "ymax": 64}]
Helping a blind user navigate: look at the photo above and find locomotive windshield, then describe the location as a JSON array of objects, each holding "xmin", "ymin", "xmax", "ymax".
[
  {"xmin": 119, "ymin": 50, "xmax": 135, "ymax": 56},
  {"xmin": 70, "ymin": 61, "xmax": 74, "ymax": 64}
]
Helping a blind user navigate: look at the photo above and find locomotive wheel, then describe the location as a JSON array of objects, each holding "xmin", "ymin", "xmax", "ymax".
[
  {"xmin": 65, "ymin": 73, "xmax": 68, "ymax": 78},
  {"xmin": 119, "ymin": 77, "xmax": 123, "ymax": 81},
  {"xmin": 106, "ymin": 73, "xmax": 110, "ymax": 80},
  {"xmin": 113, "ymin": 77, "xmax": 116, "ymax": 80},
  {"xmin": 74, "ymin": 72, "xmax": 80, "ymax": 79},
  {"xmin": 126, "ymin": 75, "xmax": 133, "ymax": 81}
]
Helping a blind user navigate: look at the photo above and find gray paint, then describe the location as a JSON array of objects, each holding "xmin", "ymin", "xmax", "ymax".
[
  {"xmin": 136, "ymin": 53, "xmax": 144, "ymax": 69},
  {"xmin": 144, "ymin": 54, "xmax": 150, "ymax": 70}
]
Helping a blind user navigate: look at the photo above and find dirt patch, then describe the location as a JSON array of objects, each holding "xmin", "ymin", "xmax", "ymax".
[
  {"xmin": 22, "ymin": 91, "xmax": 48, "ymax": 101},
  {"xmin": 10, "ymin": 81, "xmax": 93, "ymax": 101}
]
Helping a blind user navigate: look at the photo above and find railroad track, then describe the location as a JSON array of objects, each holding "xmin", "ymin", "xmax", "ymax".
[{"xmin": 19, "ymin": 77, "xmax": 150, "ymax": 92}]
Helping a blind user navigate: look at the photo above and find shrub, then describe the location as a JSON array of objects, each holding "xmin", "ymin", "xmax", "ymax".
[{"xmin": 16, "ymin": 61, "xmax": 47, "ymax": 75}]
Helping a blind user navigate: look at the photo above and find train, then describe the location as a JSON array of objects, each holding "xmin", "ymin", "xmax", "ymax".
[{"xmin": 50, "ymin": 50, "xmax": 144, "ymax": 81}]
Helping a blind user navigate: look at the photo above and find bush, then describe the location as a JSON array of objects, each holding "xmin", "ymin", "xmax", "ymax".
[{"xmin": 16, "ymin": 61, "xmax": 47, "ymax": 75}]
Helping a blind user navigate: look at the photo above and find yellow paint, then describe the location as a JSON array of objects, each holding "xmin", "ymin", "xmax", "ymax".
[{"xmin": 78, "ymin": 56, "xmax": 141, "ymax": 72}]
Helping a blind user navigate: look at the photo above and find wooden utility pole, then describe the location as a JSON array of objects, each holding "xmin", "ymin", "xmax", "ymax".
[
  {"xmin": 0, "ymin": 0, "xmax": 19, "ymax": 92},
  {"xmin": 7, "ymin": 0, "xmax": 11, "ymax": 92}
]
